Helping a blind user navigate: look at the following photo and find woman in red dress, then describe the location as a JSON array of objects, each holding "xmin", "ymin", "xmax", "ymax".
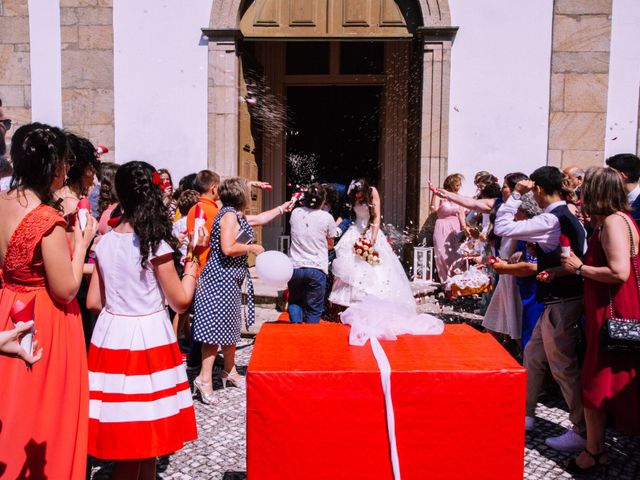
[
  {"xmin": 562, "ymin": 166, "xmax": 640, "ymax": 473},
  {"xmin": 0, "ymin": 123, "xmax": 97, "ymax": 479}
]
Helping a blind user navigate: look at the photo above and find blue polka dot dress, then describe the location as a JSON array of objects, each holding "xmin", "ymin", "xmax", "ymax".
[{"xmin": 192, "ymin": 206, "xmax": 255, "ymax": 345}]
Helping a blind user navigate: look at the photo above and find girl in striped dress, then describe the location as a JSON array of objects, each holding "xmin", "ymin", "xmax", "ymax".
[{"xmin": 86, "ymin": 161, "xmax": 204, "ymax": 479}]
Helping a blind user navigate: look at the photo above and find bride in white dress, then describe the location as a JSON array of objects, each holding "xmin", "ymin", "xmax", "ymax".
[{"xmin": 329, "ymin": 179, "xmax": 416, "ymax": 310}]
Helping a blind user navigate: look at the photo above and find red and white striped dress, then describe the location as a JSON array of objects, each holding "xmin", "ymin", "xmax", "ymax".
[{"xmin": 88, "ymin": 231, "xmax": 197, "ymax": 459}]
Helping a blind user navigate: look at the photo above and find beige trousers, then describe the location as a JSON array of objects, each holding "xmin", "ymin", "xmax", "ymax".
[{"xmin": 524, "ymin": 297, "xmax": 586, "ymax": 434}]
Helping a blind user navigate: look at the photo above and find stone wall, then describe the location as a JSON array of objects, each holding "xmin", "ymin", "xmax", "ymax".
[
  {"xmin": 0, "ymin": 0, "xmax": 31, "ymax": 137},
  {"xmin": 548, "ymin": 0, "xmax": 612, "ymax": 168},
  {"xmin": 60, "ymin": 0, "xmax": 114, "ymax": 160}
]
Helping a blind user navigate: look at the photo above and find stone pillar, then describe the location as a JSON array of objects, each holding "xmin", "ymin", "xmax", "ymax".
[
  {"xmin": 417, "ymin": 28, "xmax": 455, "ymax": 228},
  {"xmin": 548, "ymin": 0, "xmax": 612, "ymax": 168},
  {"xmin": 0, "ymin": 0, "xmax": 31, "ymax": 133},
  {"xmin": 206, "ymin": 32, "xmax": 240, "ymax": 178},
  {"xmin": 60, "ymin": 0, "xmax": 114, "ymax": 160}
]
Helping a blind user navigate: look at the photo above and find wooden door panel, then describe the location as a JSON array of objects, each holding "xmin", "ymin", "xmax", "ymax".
[
  {"xmin": 241, "ymin": 0, "xmax": 410, "ymax": 38},
  {"xmin": 380, "ymin": 0, "xmax": 406, "ymax": 26},
  {"xmin": 253, "ymin": 0, "xmax": 281, "ymax": 26},
  {"xmin": 342, "ymin": 0, "xmax": 371, "ymax": 27},
  {"xmin": 289, "ymin": 0, "xmax": 318, "ymax": 26}
]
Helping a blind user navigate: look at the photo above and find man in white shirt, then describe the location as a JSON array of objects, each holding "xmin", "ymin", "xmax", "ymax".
[
  {"xmin": 288, "ymin": 184, "xmax": 335, "ymax": 324},
  {"xmin": 605, "ymin": 153, "xmax": 640, "ymax": 225},
  {"xmin": 495, "ymin": 166, "xmax": 587, "ymax": 453}
]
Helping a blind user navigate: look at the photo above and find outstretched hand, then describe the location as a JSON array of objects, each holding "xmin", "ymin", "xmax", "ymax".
[
  {"xmin": 248, "ymin": 181, "xmax": 272, "ymax": 190},
  {"xmin": 0, "ymin": 322, "xmax": 43, "ymax": 365},
  {"xmin": 428, "ymin": 181, "xmax": 446, "ymax": 198}
]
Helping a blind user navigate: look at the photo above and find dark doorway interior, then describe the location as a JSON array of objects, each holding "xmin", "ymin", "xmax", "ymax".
[{"xmin": 285, "ymin": 86, "xmax": 381, "ymax": 192}]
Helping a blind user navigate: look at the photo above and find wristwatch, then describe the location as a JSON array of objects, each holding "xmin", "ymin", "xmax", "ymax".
[
  {"xmin": 576, "ymin": 264, "xmax": 584, "ymax": 276},
  {"xmin": 511, "ymin": 192, "xmax": 522, "ymax": 201}
]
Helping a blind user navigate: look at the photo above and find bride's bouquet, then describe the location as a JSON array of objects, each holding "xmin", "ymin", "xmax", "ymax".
[{"xmin": 354, "ymin": 236, "xmax": 381, "ymax": 265}]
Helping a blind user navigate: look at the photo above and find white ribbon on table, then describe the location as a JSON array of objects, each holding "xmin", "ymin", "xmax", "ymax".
[{"xmin": 341, "ymin": 296, "xmax": 444, "ymax": 480}]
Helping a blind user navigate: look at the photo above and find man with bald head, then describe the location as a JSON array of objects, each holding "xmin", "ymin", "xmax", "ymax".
[{"xmin": 562, "ymin": 164, "xmax": 585, "ymax": 200}]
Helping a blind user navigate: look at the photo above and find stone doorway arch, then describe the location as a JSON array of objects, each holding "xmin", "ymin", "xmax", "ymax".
[{"xmin": 203, "ymin": 0, "xmax": 455, "ymax": 248}]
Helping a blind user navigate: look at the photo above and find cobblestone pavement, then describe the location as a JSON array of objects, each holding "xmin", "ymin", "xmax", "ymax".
[{"xmin": 91, "ymin": 334, "xmax": 639, "ymax": 480}]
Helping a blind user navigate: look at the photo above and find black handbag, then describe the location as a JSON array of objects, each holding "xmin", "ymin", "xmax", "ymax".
[{"xmin": 603, "ymin": 213, "xmax": 640, "ymax": 352}]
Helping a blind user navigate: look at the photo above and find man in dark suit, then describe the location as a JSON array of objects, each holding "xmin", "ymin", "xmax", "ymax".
[{"xmin": 605, "ymin": 153, "xmax": 640, "ymax": 225}]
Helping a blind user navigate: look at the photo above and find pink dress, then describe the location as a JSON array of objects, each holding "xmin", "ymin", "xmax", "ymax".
[{"xmin": 433, "ymin": 199, "xmax": 462, "ymax": 282}]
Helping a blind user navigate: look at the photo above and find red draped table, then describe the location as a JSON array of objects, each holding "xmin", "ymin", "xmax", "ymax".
[{"xmin": 247, "ymin": 323, "xmax": 526, "ymax": 480}]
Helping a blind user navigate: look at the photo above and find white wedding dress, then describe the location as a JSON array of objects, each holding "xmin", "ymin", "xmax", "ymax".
[{"xmin": 329, "ymin": 202, "xmax": 416, "ymax": 309}]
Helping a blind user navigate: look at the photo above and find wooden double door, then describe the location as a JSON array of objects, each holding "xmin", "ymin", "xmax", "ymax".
[{"xmin": 238, "ymin": 40, "xmax": 414, "ymax": 250}]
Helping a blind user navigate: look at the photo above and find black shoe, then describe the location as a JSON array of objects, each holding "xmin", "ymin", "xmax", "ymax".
[{"xmin": 565, "ymin": 449, "xmax": 609, "ymax": 475}]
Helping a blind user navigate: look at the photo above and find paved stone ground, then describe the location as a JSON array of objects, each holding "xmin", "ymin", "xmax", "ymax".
[{"xmin": 90, "ymin": 288, "xmax": 640, "ymax": 479}]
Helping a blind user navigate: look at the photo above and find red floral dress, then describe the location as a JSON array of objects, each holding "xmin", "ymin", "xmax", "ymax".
[{"xmin": 0, "ymin": 205, "xmax": 89, "ymax": 479}]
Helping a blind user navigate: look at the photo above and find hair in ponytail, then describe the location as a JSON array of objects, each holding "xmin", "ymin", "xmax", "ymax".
[
  {"xmin": 114, "ymin": 161, "xmax": 178, "ymax": 268},
  {"xmin": 10, "ymin": 122, "xmax": 70, "ymax": 210}
]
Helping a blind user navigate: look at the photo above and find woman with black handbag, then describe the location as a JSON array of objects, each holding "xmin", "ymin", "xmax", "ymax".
[{"xmin": 561, "ymin": 166, "xmax": 640, "ymax": 474}]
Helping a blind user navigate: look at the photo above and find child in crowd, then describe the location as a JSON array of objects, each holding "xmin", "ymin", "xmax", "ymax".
[
  {"xmin": 86, "ymin": 161, "xmax": 205, "ymax": 480},
  {"xmin": 173, "ymin": 189, "xmax": 200, "ymax": 262},
  {"xmin": 172, "ymin": 188, "xmax": 199, "ymax": 338}
]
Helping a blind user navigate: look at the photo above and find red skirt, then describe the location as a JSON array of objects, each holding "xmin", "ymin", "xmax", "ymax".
[
  {"xmin": 88, "ymin": 309, "xmax": 197, "ymax": 459},
  {"xmin": 0, "ymin": 287, "xmax": 89, "ymax": 479}
]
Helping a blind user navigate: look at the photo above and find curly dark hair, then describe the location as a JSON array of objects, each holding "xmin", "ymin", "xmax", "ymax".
[
  {"xmin": 302, "ymin": 183, "xmax": 325, "ymax": 210},
  {"xmin": 65, "ymin": 132, "xmax": 100, "ymax": 194},
  {"xmin": 177, "ymin": 189, "xmax": 199, "ymax": 216},
  {"xmin": 98, "ymin": 162, "xmax": 119, "ymax": 215},
  {"xmin": 10, "ymin": 122, "xmax": 70, "ymax": 209},
  {"xmin": 115, "ymin": 161, "xmax": 178, "ymax": 268},
  {"xmin": 347, "ymin": 178, "xmax": 375, "ymax": 225},
  {"xmin": 479, "ymin": 182, "xmax": 501, "ymax": 199}
]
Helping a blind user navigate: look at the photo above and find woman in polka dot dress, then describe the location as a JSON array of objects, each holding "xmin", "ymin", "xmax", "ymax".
[{"xmin": 192, "ymin": 177, "xmax": 290, "ymax": 404}]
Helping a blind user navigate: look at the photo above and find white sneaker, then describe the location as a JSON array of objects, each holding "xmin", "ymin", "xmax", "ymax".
[
  {"xmin": 525, "ymin": 416, "xmax": 535, "ymax": 432},
  {"xmin": 545, "ymin": 429, "xmax": 586, "ymax": 452}
]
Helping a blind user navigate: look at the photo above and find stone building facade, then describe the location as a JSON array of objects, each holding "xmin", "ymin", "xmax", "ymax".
[{"xmin": 1, "ymin": 0, "xmax": 639, "ymax": 248}]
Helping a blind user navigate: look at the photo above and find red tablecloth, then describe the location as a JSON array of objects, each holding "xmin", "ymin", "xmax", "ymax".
[{"xmin": 247, "ymin": 323, "xmax": 526, "ymax": 480}]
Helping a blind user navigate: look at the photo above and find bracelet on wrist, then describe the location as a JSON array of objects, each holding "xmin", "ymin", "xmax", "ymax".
[
  {"xmin": 277, "ymin": 206, "xmax": 284, "ymax": 215},
  {"xmin": 183, "ymin": 252, "xmax": 200, "ymax": 267}
]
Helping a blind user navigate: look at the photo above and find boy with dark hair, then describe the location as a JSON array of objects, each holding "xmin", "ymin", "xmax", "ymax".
[
  {"xmin": 605, "ymin": 153, "xmax": 640, "ymax": 224},
  {"xmin": 187, "ymin": 170, "xmax": 221, "ymax": 268},
  {"xmin": 494, "ymin": 165, "xmax": 587, "ymax": 452}
]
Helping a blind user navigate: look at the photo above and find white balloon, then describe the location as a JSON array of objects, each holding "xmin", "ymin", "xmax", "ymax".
[{"xmin": 255, "ymin": 250, "xmax": 294, "ymax": 289}]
